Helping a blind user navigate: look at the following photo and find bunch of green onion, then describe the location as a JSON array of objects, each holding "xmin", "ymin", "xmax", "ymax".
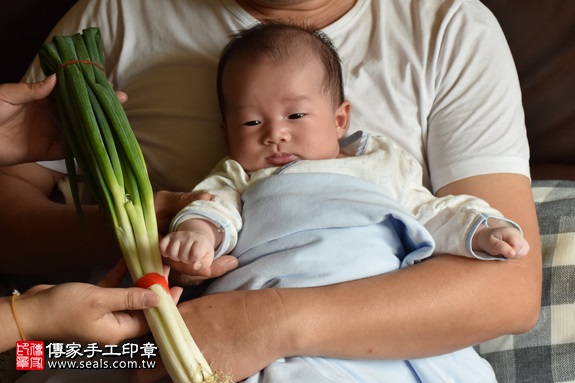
[{"xmin": 38, "ymin": 28, "xmax": 226, "ymax": 383}]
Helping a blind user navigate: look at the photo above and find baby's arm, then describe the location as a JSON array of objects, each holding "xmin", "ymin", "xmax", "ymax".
[
  {"xmin": 160, "ymin": 218, "xmax": 224, "ymax": 271},
  {"xmin": 162, "ymin": 159, "xmax": 245, "ymax": 280},
  {"xmin": 472, "ymin": 224, "xmax": 530, "ymax": 259}
]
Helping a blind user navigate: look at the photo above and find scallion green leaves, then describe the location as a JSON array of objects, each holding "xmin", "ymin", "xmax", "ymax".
[{"xmin": 39, "ymin": 28, "xmax": 224, "ymax": 383}]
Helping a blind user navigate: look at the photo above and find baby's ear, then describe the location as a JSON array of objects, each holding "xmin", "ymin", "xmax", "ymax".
[{"xmin": 335, "ymin": 101, "xmax": 352, "ymax": 138}]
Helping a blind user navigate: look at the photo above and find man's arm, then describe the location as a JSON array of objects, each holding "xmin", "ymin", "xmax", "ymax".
[
  {"xmin": 284, "ymin": 173, "xmax": 542, "ymax": 355},
  {"xmin": 172, "ymin": 173, "xmax": 541, "ymax": 382},
  {"xmin": 288, "ymin": 174, "xmax": 541, "ymax": 353},
  {"xmin": 0, "ymin": 162, "xmax": 120, "ymax": 275}
]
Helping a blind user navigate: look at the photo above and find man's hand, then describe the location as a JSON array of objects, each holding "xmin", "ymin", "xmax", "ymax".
[
  {"xmin": 132, "ymin": 289, "xmax": 285, "ymax": 383},
  {"xmin": 164, "ymin": 254, "xmax": 238, "ymax": 285}
]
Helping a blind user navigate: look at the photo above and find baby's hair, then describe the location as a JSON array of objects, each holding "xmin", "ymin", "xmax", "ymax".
[{"xmin": 217, "ymin": 21, "xmax": 345, "ymax": 119}]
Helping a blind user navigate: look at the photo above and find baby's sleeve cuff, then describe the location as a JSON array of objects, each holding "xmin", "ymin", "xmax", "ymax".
[{"xmin": 465, "ymin": 213, "xmax": 523, "ymax": 261}]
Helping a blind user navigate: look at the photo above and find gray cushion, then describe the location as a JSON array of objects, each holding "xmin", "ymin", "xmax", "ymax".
[{"xmin": 478, "ymin": 180, "xmax": 575, "ymax": 382}]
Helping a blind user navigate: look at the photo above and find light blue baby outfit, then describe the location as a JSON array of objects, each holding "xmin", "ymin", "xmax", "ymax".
[{"xmin": 174, "ymin": 132, "xmax": 504, "ymax": 382}]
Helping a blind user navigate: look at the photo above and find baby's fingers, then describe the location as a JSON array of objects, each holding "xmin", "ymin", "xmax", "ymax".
[
  {"xmin": 481, "ymin": 232, "xmax": 515, "ymax": 258},
  {"xmin": 160, "ymin": 235, "xmax": 187, "ymax": 262},
  {"xmin": 507, "ymin": 235, "xmax": 530, "ymax": 259},
  {"xmin": 503, "ymin": 233, "xmax": 530, "ymax": 259},
  {"xmin": 495, "ymin": 241, "xmax": 517, "ymax": 259}
]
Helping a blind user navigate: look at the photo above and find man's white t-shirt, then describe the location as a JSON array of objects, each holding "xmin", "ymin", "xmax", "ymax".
[{"xmin": 26, "ymin": 0, "xmax": 530, "ymax": 193}]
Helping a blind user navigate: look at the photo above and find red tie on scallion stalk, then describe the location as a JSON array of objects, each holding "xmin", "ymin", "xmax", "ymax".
[{"xmin": 38, "ymin": 27, "xmax": 229, "ymax": 383}]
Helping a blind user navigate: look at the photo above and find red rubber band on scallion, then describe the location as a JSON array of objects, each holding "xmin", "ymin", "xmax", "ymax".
[
  {"xmin": 56, "ymin": 59, "xmax": 106, "ymax": 74},
  {"xmin": 135, "ymin": 272, "xmax": 169, "ymax": 293}
]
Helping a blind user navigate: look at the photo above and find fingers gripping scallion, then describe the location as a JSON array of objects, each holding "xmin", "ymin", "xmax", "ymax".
[{"xmin": 38, "ymin": 28, "xmax": 229, "ymax": 383}]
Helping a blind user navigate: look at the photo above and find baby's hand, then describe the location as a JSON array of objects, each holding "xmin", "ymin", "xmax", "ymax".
[
  {"xmin": 160, "ymin": 231, "xmax": 215, "ymax": 271},
  {"xmin": 475, "ymin": 226, "xmax": 530, "ymax": 259}
]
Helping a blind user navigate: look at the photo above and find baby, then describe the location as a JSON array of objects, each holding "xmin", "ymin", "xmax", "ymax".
[{"xmin": 161, "ymin": 22, "xmax": 527, "ymax": 382}]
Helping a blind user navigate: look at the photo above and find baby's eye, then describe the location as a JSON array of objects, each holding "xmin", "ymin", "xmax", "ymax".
[
  {"xmin": 243, "ymin": 120, "xmax": 261, "ymax": 126},
  {"xmin": 287, "ymin": 113, "xmax": 306, "ymax": 120}
]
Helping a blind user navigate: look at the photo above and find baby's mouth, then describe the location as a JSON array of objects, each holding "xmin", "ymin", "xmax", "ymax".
[{"xmin": 265, "ymin": 152, "xmax": 297, "ymax": 166}]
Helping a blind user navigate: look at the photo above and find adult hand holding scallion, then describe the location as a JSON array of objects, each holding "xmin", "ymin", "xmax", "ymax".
[{"xmin": 38, "ymin": 27, "xmax": 229, "ymax": 383}]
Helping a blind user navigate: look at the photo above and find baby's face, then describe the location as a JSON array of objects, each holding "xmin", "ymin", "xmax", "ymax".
[{"xmin": 221, "ymin": 55, "xmax": 349, "ymax": 172}]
